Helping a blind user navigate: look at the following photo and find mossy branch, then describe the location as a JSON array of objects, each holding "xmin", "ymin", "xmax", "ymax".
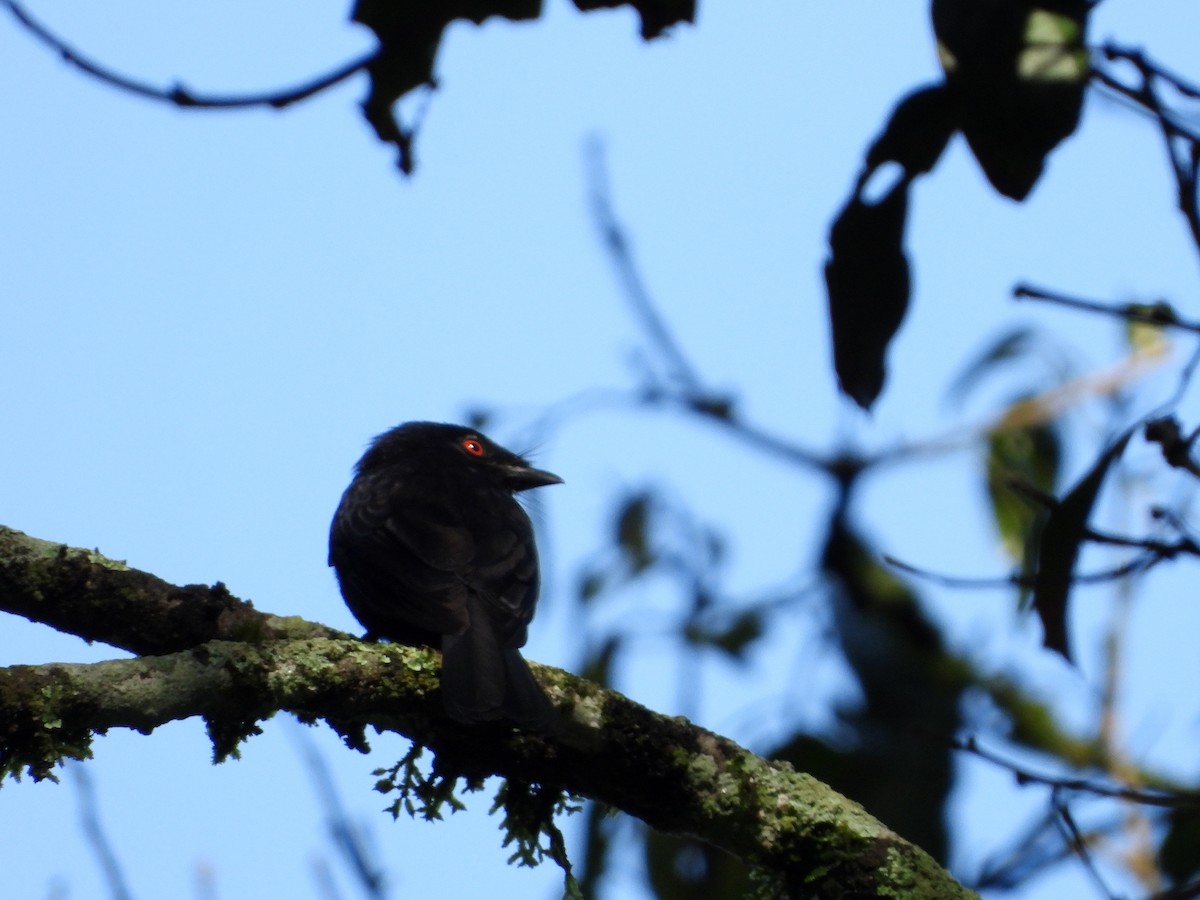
[{"xmin": 0, "ymin": 525, "xmax": 975, "ymax": 897}]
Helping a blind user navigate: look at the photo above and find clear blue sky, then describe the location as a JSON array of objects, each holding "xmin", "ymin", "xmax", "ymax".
[{"xmin": 4, "ymin": 1, "xmax": 1200, "ymax": 897}]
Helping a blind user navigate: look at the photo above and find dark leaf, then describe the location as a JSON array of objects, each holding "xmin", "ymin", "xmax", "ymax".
[
  {"xmin": 822, "ymin": 82, "xmax": 955, "ymax": 410},
  {"xmin": 1160, "ymin": 807, "xmax": 1200, "ymax": 885},
  {"xmin": 932, "ymin": 0, "xmax": 1090, "ymax": 200},
  {"xmin": 825, "ymin": 178, "xmax": 911, "ymax": 409},
  {"xmin": 352, "ymin": 1, "xmax": 543, "ymax": 172},
  {"xmin": 571, "ymin": 0, "xmax": 695, "ymax": 40},
  {"xmin": 1031, "ymin": 428, "xmax": 1134, "ymax": 662},
  {"xmin": 866, "ymin": 84, "xmax": 957, "ymax": 179},
  {"xmin": 351, "ymin": 0, "xmax": 690, "ymax": 171}
]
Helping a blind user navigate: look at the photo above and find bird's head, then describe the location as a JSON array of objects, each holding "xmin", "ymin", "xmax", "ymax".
[{"xmin": 357, "ymin": 421, "xmax": 563, "ymax": 493}]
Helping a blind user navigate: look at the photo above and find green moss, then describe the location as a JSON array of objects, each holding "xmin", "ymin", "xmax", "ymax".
[
  {"xmin": 0, "ymin": 667, "xmax": 94, "ymax": 783},
  {"xmin": 79, "ymin": 548, "xmax": 130, "ymax": 570}
]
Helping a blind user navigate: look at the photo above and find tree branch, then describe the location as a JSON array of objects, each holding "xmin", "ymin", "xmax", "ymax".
[
  {"xmin": 0, "ymin": 526, "xmax": 342, "ymax": 655},
  {"xmin": 1, "ymin": 0, "xmax": 375, "ymax": 111},
  {"xmin": 0, "ymin": 526, "xmax": 976, "ymax": 897},
  {"xmin": 0, "ymin": 638, "xmax": 974, "ymax": 898}
]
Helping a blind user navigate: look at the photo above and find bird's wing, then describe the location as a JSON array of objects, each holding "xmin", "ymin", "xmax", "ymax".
[
  {"xmin": 465, "ymin": 504, "xmax": 539, "ymax": 647},
  {"xmin": 330, "ymin": 475, "xmax": 474, "ymax": 635}
]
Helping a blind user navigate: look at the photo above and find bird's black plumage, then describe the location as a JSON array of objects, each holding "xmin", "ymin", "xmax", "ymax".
[{"xmin": 328, "ymin": 421, "xmax": 561, "ymax": 732}]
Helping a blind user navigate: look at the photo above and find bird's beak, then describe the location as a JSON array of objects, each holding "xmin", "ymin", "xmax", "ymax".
[{"xmin": 506, "ymin": 464, "xmax": 564, "ymax": 492}]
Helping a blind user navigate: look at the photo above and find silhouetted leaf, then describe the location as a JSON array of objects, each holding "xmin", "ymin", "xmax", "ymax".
[
  {"xmin": 351, "ymin": 0, "xmax": 693, "ymax": 171},
  {"xmin": 825, "ymin": 178, "xmax": 911, "ymax": 409},
  {"xmin": 822, "ymin": 61, "xmax": 967, "ymax": 412},
  {"xmin": 932, "ymin": 0, "xmax": 1090, "ymax": 199},
  {"xmin": 866, "ymin": 84, "xmax": 957, "ymax": 179},
  {"xmin": 353, "ymin": 1, "xmax": 542, "ymax": 172},
  {"xmin": 1160, "ymin": 807, "xmax": 1200, "ymax": 885},
  {"xmin": 1031, "ymin": 428, "xmax": 1134, "ymax": 662},
  {"xmin": 572, "ymin": 0, "xmax": 694, "ymax": 39},
  {"xmin": 822, "ymin": 82, "xmax": 954, "ymax": 410}
]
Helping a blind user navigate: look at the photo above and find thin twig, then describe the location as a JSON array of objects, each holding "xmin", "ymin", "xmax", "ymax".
[
  {"xmin": 291, "ymin": 723, "xmax": 388, "ymax": 899},
  {"xmin": 1083, "ymin": 526, "xmax": 1200, "ymax": 558},
  {"xmin": 885, "ymin": 551, "xmax": 1160, "ymax": 589},
  {"xmin": 584, "ymin": 136, "xmax": 705, "ymax": 394},
  {"xmin": 1093, "ymin": 47, "xmax": 1200, "ymax": 257},
  {"xmin": 1103, "ymin": 44, "xmax": 1200, "ymax": 100},
  {"xmin": 69, "ymin": 761, "xmax": 135, "ymax": 900},
  {"xmin": 883, "ymin": 556, "xmax": 1021, "ymax": 589},
  {"xmin": 1054, "ymin": 798, "xmax": 1120, "ymax": 900},
  {"xmin": 1014, "ymin": 283, "xmax": 1200, "ymax": 334},
  {"xmin": 580, "ymin": 136, "xmax": 831, "ymax": 474},
  {"xmin": 972, "ymin": 812, "xmax": 1077, "ymax": 891},
  {"xmin": 955, "ymin": 737, "xmax": 1200, "ymax": 809},
  {"xmin": 2, "ymin": 0, "xmax": 376, "ymax": 110}
]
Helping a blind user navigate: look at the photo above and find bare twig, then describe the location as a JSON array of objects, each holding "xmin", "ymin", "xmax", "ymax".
[
  {"xmin": 1083, "ymin": 526, "xmax": 1200, "ymax": 558},
  {"xmin": 1014, "ymin": 283, "xmax": 1200, "ymax": 334},
  {"xmin": 1093, "ymin": 46, "xmax": 1200, "ymax": 257},
  {"xmin": 2, "ymin": 0, "xmax": 375, "ymax": 110},
  {"xmin": 954, "ymin": 738, "xmax": 1200, "ymax": 810},
  {"xmin": 581, "ymin": 136, "xmax": 831, "ymax": 474},
  {"xmin": 883, "ymin": 556, "xmax": 1022, "ymax": 589},
  {"xmin": 1053, "ymin": 798, "xmax": 1120, "ymax": 900},
  {"xmin": 584, "ymin": 137, "xmax": 704, "ymax": 395},
  {"xmin": 885, "ymin": 551, "xmax": 1160, "ymax": 590},
  {"xmin": 70, "ymin": 762, "xmax": 135, "ymax": 900},
  {"xmin": 291, "ymin": 725, "xmax": 388, "ymax": 899}
]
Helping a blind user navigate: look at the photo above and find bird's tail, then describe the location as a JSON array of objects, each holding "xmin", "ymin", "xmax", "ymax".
[{"xmin": 440, "ymin": 604, "xmax": 559, "ymax": 734}]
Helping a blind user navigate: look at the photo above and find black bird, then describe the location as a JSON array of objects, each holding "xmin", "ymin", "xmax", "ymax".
[{"xmin": 329, "ymin": 421, "xmax": 561, "ymax": 731}]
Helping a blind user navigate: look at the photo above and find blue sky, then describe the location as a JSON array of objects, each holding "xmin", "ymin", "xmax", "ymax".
[{"xmin": 4, "ymin": 1, "xmax": 1200, "ymax": 897}]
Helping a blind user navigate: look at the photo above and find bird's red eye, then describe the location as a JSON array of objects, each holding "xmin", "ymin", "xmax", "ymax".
[{"xmin": 462, "ymin": 437, "xmax": 485, "ymax": 457}]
